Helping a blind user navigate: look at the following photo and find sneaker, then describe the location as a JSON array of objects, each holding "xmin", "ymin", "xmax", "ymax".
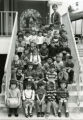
[
  {"xmin": 65, "ymin": 112, "xmax": 69, "ymax": 117},
  {"xmin": 37, "ymin": 112, "xmax": 41, "ymax": 117},
  {"xmin": 54, "ymin": 113, "xmax": 58, "ymax": 117},
  {"xmin": 41, "ymin": 112, "xmax": 44, "ymax": 117},
  {"xmin": 25, "ymin": 114, "xmax": 29, "ymax": 118},
  {"xmin": 15, "ymin": 113, "xmax": 18, "ymax": 117},
  {"xmin": 58, "ymin": 112, "xmax": 61, "ymax": 117},
  {"xmin": 45, "ymin": 113, "xmax": 50, "ymax": 117},
  {"xmin": 8, "ymin": 113, "xmax": 12, "ymax": 117},
  {"xmin": 29, "ymin": 113, "xmax": 33, "ymax": 117}
]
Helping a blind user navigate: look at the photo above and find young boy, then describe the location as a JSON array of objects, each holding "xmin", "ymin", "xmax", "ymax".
[
  {"xmin": 43, "ymin": 58, "xmax": 54, "ymax": 74},
  {"xmin": 54, "ymin": 53, "xmax": 64, "ymax": 73},
  {"xmin": 40, "ymin": 42, "xmax": 49, "ymax": 64},
  {"xmin": 6, "ymin": 80, "xmax": 21, "ymax": 117},
  {"xmin": 16, "ymin": 67, "xmax": 24, "ymax": 91},
  {"xmin": 29, "ymin": 30, "xmax": 37, "ymax": 44},
  {"xmin": 57, "ymin": 80, "xmax": 69, "ymax": 117},
  {"xmin": 36, "ymin": 81, "xmax": 46, "ymax": 117},
  {"xmin": 22, "ymin": 81, "xmax": 35, "ymax": 117},
  {"xmin": 37, "ymin": 30, "xmax": 44, "ymax": 47},
  {"xmin": 46, "ymin": 64, "xmax": 57, "ymax": 89},
  {"xmin": 46, "ymin": 82, "xmax": 57, "ymax": 117},
  {"xmin": 51, "ymin": 4, "xmax": 61, "ymax": 29},
  {"xmin": 65, "ymin": 56, "xmax": 74, "ymax": 84}
]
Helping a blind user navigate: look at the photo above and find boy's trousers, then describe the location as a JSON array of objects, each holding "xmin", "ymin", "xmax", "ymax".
[
  {"xmin": 46, "ymin": 101, "xmax": 57, "ymax": 115},
  {"xmin": 36, "ymin": 100, "xmax": 46, "ymax": 113}
]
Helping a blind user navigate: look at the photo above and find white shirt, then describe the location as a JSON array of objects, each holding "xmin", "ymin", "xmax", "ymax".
[
  {"xmin": 36, "ymin": 36, "xmax": 44, "ymax": 45},
  {"xmin": 22, "ymin": 89, "xmax": 35, "ymax": 101},
  {"xmin": 30, "ymin": 53, "xmax": 41, "ymax": 65}
]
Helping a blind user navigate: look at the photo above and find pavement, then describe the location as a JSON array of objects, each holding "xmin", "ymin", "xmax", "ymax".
[{"xmin": 0, "ymin": 108, "xmax": 83, "ymax": 120}]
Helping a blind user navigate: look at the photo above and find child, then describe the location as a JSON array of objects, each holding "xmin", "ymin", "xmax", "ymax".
[
  {"xmin": 48, "ymin": 38, "xmax": 61, "ymax": 58},
  {"xmin": 40, "ymin": 42, "xmax": 49, "ymax": 64},
  {"xmin": 22, "ymin": 81, "xmax": 35, "ymax": 117},
  {"xmin": 12, "ymin": 55, "xmax": 20, "ymax": 70},
  {"xmin": 24, "ymin": 30, "xmax": 30, "ymax": 46},
  {"xmin": 43, "ymin": 58, "xmax": 54, "ymax": 74},
  {"xmin": 6, "ymin": 80, "xmax": 21, "ymax": 117},
  {"xmin": 46, "ymin": 64, "xmax": 57, "ymax": 89},
  {"xmin": 62, "ymin": 42, "xmax": 71, "ymax": 55},
  {"xmin": 51, "ymin": 4, "xmax": 61, "ymax": 29},
  {"xmin": 59, "ymin": 30, "xmax": 68, "ymax": 47},
  {"xmin": 59, "ymin": 24, "xmax": 67, "ymax": 35},
  {"xmin": 57, "ymin": 80, "xmax": 69, "ymax": 117},
  {"xmin": 37, "ymin": 30, "xmax": 44, "ymax": 47},
  {"xmin": 24, "ymin": 62, "xmax": 35, "ymax": 79},
  {"xmin": 29, "ymin": 49, "xmax": 41, "ymax": 67},
  {"xmin": 36, "ymin": 81, "xmax": 46, "ymax": 117},
  {"xmin": 16, "ymin": 67, "xmax": 24, "ymax": 91},
  {"xmin": 16, "ymin": 43, "xmax": 24, "ymax": 58},
  {"xmin": 29, "ymin": 42, "xmax": 37, "ymax": 54},
  {"xmin": 44, "ymin": 30, "xmax": 52, "ymax": 45},
  {"xmin": 46, "ymin": 82, "xmax": 57, "ymax": 117},
  {"xmin": 32, "ymin": 65, "xmax": 44, "ymax": 89},
  {"xmin": 65, "ymin": 56, "xmax": 74, "ymax": 84},
  {"xmin": 29, "ymin": 30, "xmax": 37, "ymax": 44},
  {"xmin": 54, "ymin": 53, "xmax": 64, "ymax": 73}
]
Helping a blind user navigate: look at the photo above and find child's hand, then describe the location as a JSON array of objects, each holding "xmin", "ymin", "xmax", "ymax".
[{"xmin": 38, "ymin": 100, "xmax": 41, "ymax": 105}]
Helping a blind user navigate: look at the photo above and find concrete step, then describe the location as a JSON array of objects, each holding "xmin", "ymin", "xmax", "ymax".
[
  {"xmin": 68, "ymin": 83, "xmax": 83, "ymax": 91},
  {"xmin": 0, "ymin": 106, "xmax": 83, "ymax": 119},
  {"xmin": 68, "ymin": 84, "xmax": 77, "ymax": 91}
]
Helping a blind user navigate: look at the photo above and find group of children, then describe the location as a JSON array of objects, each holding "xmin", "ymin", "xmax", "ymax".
[{"xmin": 6, "ymin": 4, "xmax": 74, "ymax": 118}]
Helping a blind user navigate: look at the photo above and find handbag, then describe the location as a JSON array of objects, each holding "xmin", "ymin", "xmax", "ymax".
[{"xmin": 6, "ymin": 98, "xmax": 19, "ymax": 108}]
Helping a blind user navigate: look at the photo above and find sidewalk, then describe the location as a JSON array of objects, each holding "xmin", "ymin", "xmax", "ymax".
[{"xmin": 0, "ymin": 108, "xmax": 83, "ymax": 120}]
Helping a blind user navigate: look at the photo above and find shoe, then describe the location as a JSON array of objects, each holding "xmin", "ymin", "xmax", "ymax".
[
  {"xmin": 54, "ymin": 113, "xmax": 58, "ymax": 117},
  {"xmin": 58, "ymin": 112, "xmax": 61, "ymax": 117},
  {"xmin": 65, "ymin": 112, "xmax": 69, "ymax": 117},
  {"xmin": 8, "ymin": 113, "xmax": 12, "ymax": 117},
  {"xmin": 41, "ymin": 112, "xmax": 44, "ymax": 117},
  {"xmin": 37, "ymin": 112, "xmax": 41, "ymax": 117},
  {"xmin": 25, "ymin": 114, "xmax": 29, "ymax": 118},
  {"xmin": 15, "ymin": 113, "xmax": 18, "ymax": 117},
  {"xmin": 29, "ymin": 113, "xmax": 33, "ymax": 117},
  {"xmin": 45, "ymin": 113, "xmax": 50, "ymax": 117}
]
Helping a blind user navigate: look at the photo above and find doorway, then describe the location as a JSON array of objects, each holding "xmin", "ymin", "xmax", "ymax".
[{"xmin": 0, "ymin": 54, "xmax": 7, "ymax": 93}]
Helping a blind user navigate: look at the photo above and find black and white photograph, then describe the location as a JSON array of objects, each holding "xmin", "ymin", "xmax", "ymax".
[{"xmin": 0, "ymin": 0, "xmax": 83, "ymax": 119}]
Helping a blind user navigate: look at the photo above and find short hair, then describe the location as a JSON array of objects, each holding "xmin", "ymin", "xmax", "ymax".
[
  {"xmin": 43, "ymin": 42, "xmax": 48, "ymax": 46},
  {"xmin": 52, "ymin": 4, "xmax": 58, "ymax": 9},
  {"xmin": 61, "ymin": 24, "xmax": 65, "ymax": 27}
]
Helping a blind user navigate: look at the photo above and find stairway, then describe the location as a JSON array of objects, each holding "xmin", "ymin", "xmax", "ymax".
[{"xmin": 77, "ymin": 44, "xmax": 83, "ymax": 57}]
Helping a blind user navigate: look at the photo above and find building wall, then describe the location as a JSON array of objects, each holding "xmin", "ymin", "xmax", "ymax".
[{"xmin": 0, "ymin": 0, "xmax": 4, "ymax": 11}]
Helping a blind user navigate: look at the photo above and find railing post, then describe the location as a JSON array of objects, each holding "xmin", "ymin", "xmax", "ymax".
[
  {"xmin": 6, "ymin": 12, "xmax": 9, "ymax": 35},
  {"xmin": 11, "ymin": 12, "xmax": 13, "ymax": 35},
  {"xmin": 1, "ymin": 12, "xmax": 3, "ymax": 36}
]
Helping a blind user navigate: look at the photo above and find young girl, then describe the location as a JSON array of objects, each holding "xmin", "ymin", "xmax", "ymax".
[
  {"xmin": 29, "ymin": 49, "xmax": 41, "ymax": 67},
  {"xmin": 22, "ymin": 81, "xmax": 35, "ymax": 117},
  {"xmin": 6, "ymin": 80, "xmax": 21, "ymax": 117}
]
